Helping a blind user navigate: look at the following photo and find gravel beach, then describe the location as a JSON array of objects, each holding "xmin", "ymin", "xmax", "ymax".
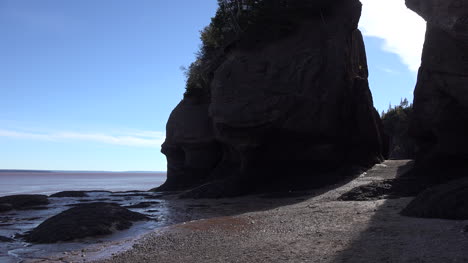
[{"xmin": 33, "ymin": 160, "xmax": 468, "ymax": 263}]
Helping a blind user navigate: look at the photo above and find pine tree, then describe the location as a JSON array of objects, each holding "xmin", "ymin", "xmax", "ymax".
[{"xmin": 381, "ymin": 98, "xmax": 415, "ymax": 159}]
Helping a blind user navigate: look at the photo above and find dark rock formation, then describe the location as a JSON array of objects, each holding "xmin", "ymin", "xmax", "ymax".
[
  {"xmin": 339, "ymin": 180, "xmax": 394, "ymax": 201},
  {"xmin": 407, "ymin": 0, "xmax": 468, "ymax": 180},
  {"xmin": 50, "ymin": 191, "xmax": 89, "ymax": 198},
  {"xmin": 0, "ymin": 204, "xmax": 10, "ymax": 212},
  {"xmin": 158, "ymin": 0, "xmax": 386, "ymax": 197},
  {"xmin": 24, "ymin": 202, "xmax": 148, "ymax": 243},
  {"xmin": 124, "ymin": 201, "xmax": 159, "ymax": 209},
  {"xmin": 0, "ymin": 235, "xmax": 13, "ymax": 242},
  {"xmin": 0, "ymin": 195, "xmax": 49, "ymax": 212},
  {"xmin": 157, "ymin": 91, "xmax": 222, "ymax": 191},
  {"xmin": 401, "ymin": 177, "xmax": 468, "ymax": 220}
]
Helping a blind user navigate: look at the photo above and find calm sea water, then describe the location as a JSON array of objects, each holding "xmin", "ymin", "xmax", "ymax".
[
  {"xmin": 0, "ymin": 171, "xmax": 167, "ymax": 262},
  {"xmin": 0, "ymin": 171, "xmax": 166, "ymax": 196}
]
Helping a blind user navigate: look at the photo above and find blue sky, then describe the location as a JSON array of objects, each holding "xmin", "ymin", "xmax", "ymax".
[{"xmin": 0, "ymin": 0, "xmax": 425, "ymax": 171}]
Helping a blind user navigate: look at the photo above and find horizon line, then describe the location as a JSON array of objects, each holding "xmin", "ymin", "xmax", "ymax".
[{"xmin": 0, "ymin": 169, "xmax": 167, "ymax": 173}]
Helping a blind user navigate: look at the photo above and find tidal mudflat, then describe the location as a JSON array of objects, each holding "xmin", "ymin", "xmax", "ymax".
[
  {"xmin": 0, "ymin": 171, "xmax": 164, "ymax": 262},
  {"xmin": 0, "ymin": 171, "xmax": 314, "ymax": 263}
]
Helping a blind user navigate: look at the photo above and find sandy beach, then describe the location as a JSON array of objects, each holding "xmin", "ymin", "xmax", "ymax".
[{"xmin": 27, "ymin": 160, "xmax": 468, "ymax": 263}]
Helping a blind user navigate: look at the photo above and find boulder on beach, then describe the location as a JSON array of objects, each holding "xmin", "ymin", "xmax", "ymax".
[
  {"xmin": 401, "ymin": 177, "xmax": 468, "ymax": 220},
  {"xmin": 50, "ymin": 191, "xmax": 89, "ymax": 198},
  {"xmin": 0, "ymin": 235, "xmax": 13, "ymax": 242},
  {"xmin": 124, "ymin": 201, "xmax": 160, "ymax": 209},
  {"xmin": 0, "ymin": 195, "xmax": 49, "ymax": 212},
  {"xmin": 24, "ymin": 202, "xmax": 148, "ymax": 243}
]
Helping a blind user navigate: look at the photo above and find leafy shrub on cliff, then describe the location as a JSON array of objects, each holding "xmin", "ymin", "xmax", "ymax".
[
  {"xmin": 381, "ymin": 98, "xmax": 416, "ymax": 159},
  {"xmin": 183, "ymin": 0, "xmax": 304, "ymax": 96}
]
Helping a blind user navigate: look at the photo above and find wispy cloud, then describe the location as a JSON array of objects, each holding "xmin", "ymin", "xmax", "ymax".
[
  {"xmin": 378, "ymin": 67, "xmax": 400, "ymax": 74},
  {"xmin": 359, "ymin": 0, "xmax": 426, "ymax": 72},
  {"xmin": 0, "ymin": 128, "xmax": 165, "ymax": 148}
]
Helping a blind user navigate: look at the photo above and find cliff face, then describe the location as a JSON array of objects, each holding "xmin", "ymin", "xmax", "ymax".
[
  {"xmin": 159, "ymin": 93, "xmax": 221, "ymax": 191},
  {"xmin": 158, "ymin": 0, "xmax": 386, "ymax": 197},
  {"xmin": 406, "ymin": 0, "xmax": 468, "ymax": 181}
]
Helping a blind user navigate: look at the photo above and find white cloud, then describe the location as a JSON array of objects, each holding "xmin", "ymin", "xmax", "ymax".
[
  {"xmin": 359, "ymin": 0, "xmax": 426, "ymax": 72},
  {"xmin": 378, "ymin": 67, "xmax": 400, "ymax": 74},
  {"xmin": 0, "ymin": 128, "xmax": 165, "ymax": 148}
]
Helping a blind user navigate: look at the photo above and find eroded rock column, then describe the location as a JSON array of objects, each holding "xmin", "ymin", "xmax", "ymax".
[
  {"xmin": 407, "ymin": 0, "xmax": 468, "ymax": 180},
  {"xmin": 156, "ymin": 92, "xmax": 222, "ymax": 191},
  {"xmin": 158, "ymin": 0, "xmax": 387, "ymax": 196}
]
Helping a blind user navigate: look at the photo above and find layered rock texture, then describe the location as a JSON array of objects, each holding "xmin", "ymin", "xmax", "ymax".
[
  {"xmin": 158, "ymin": 0, "xmax": 386, "ymax": 197},
  {"xmin": 407, "ymin": 0, "xmax": 468, "ymax": 181}
]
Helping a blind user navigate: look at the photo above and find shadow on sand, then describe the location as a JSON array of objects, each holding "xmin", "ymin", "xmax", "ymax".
[
  {"xmin": 330, "ymin": 163, "xmax": 468, "ymax": 263},
  {"xmin": 157, "ymin": 167, "xmax": 367, "ymax": 228}
]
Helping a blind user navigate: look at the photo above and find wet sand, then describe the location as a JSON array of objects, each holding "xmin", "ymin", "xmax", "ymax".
[{"xmin": 3, "ymin": 183, "xmax": 316, "ymax": 262}]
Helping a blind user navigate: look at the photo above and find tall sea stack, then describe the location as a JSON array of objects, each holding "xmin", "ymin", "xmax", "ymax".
[
  {"xmin": 158, "ymin": 0, "xmax": 386, "ymax": 197},
  {"xmin": 406, "ymin": 0, "xmax": 468, "ymax": 181}
]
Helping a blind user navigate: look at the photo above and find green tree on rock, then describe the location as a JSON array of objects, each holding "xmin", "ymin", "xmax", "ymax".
[
  {"xmin": 183, "ymin": 0, "xmax": 297, "ymax": 96},
  {"xmin": 381, "ymin": 98, "xmax": 415, "ymax": 159}
]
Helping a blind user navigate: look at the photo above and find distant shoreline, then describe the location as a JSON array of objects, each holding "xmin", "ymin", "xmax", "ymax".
[{"xmin": 0, "ymin": 169, "xmax": 166, "ymax": 174}]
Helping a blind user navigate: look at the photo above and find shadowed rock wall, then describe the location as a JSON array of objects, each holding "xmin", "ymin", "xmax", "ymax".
[
  {"xmin": 158, "ymin": 91, "xmax": 222, "ymax": 191},
  {"xmin": 407, "ymin": 0, "xmax": 468, "ymax": 181},
  {"xmin": 157, "ymin": 0, "xmax": 386, "ymax": 197}
]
